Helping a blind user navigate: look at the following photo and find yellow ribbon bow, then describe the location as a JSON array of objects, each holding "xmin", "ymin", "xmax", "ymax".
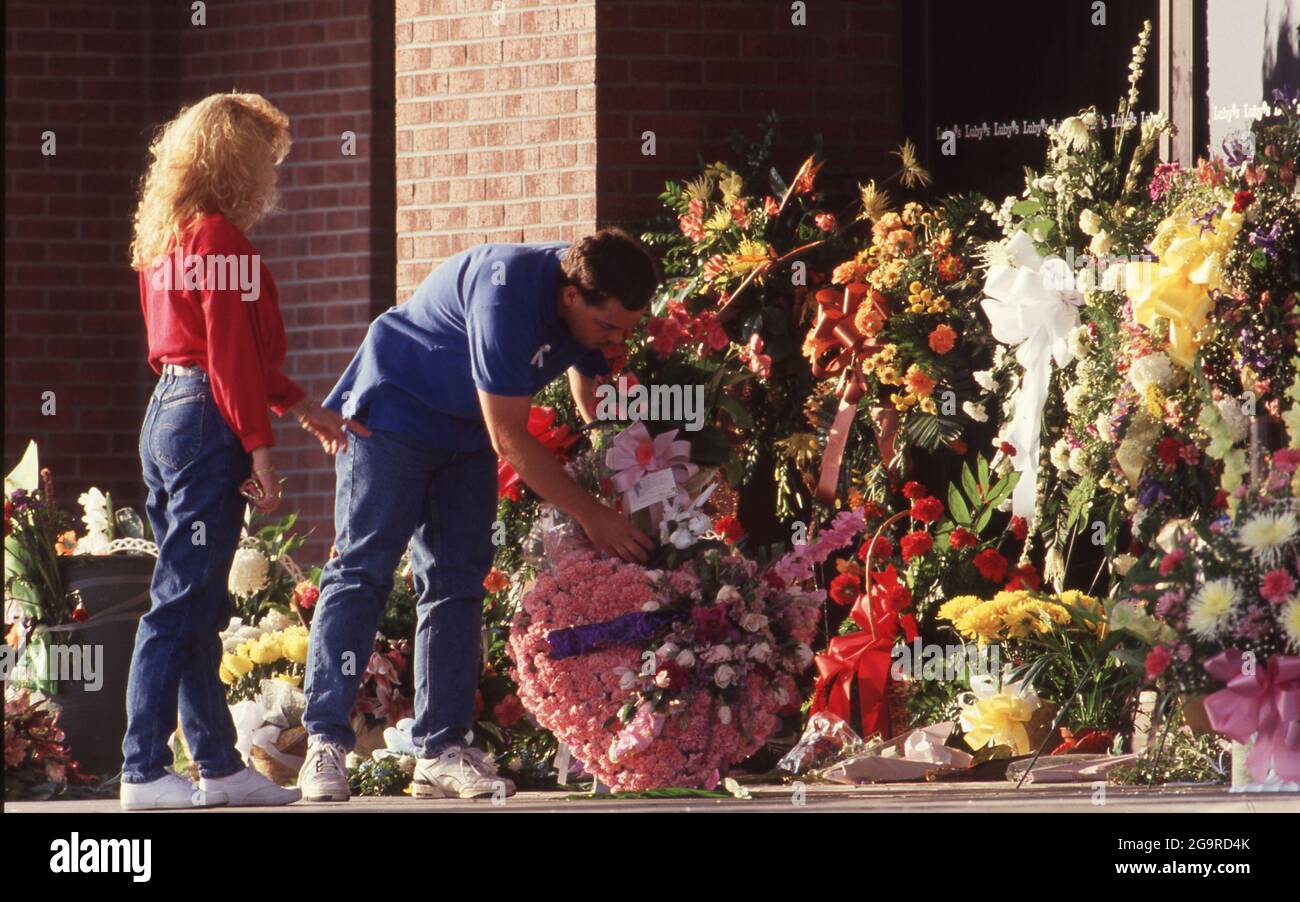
[{"xmin": 1124, "ymin": 208, "xmax": 1243, "ymax": 367}]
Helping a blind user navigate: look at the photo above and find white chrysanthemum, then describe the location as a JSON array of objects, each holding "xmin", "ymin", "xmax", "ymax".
[
  {"xmin": 1128, "ymin": 352, "xmax": 1175, "ymax": 395},
  {"xmin": 973, "ymin": 370, "xmax": 998, "ymax": 392},
  {"xmin": 258, "ymin": 609, "xmax": 291, "ymax": 632},
  {"xmin": 1089, "ymin": 231, "xmax": 1113, "ymax": 256},
  {"xmin": 962, "ymin": 400, "xmax": 989, "ymax": 423},
  {"xmin": 1063, "ymin": 384, "xmax": 1085, "ymax": 415},
  {"xmin": 1237, "ymin": 510, "xmax": 1298, "ymax": 565},
  {"xmin": 228, "ymin": 547, "xmax": 271, "ymax": 598},
  {"xmin": 1187, "ymin": 578, "xmax": 1241, "ymax": 639},
  {"xmin": 1112, "ymin": 553, "xmax": 1138, "ymax": 576},
  {"xmin": 1094, "ymin": 411, "xmax": 1115, "ymax": 443},
  {"xmin": 1215, "ymin": 397, "xmax": 1249, "ymax": 442},
  {"xmin": 1078, "ymin": 208, "xmax": 1102, "ymax": 236},
  {"xmin": 1281, "ymin": 597, "xmax": 1300, "ymax": 651},
  {"xmin": 1067, "ymin": 325, "xmax": 1091, "ymax": 359},
  {"xmin": 1050, "ymin": 438, "xmax": 1071, "ymax": 472},
  {"xmin": 1068, "ymin": 446, "xmax": 1091, "ymax": 477},
  {"xmin": 78, "ymin": 487, "xmax": 112, "ymax": 538}
]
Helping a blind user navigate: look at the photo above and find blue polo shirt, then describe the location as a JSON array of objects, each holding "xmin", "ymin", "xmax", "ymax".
[{"xmin": 324, "ymin": 242, "xmax": 609, "ymax": 450}]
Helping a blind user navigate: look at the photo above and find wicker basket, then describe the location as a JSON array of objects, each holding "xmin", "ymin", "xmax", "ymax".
[{"xmin": 250, "ymin": 726, "xmax": 308, "ymax": 785}]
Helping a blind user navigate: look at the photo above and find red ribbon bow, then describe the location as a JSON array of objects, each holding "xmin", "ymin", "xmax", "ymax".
[{"xmin": 811, "ymin": 568, "xmax": 917, "ymax": 738}]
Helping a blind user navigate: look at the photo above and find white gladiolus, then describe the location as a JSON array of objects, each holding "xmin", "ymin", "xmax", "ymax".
[
  {"xmin": 973, "ymin": 370, "xmax": 998, "ymax": 393},
  {"xmin": 962, "ymin": 400, "xmax": 989, "ymax": 423},
  {"xmin": 714, "ymin": 664, "xmax": 736, "ymax": 688},
  {"xmin": 1078, "ymin": 208, "xmax": 1102, "ymax": 236},
  {"xmin": 78, "ymin": 487, "xmax": 112, "ymax": 540},
  {"xmin": 1059, "ymin": 116, "xmax": 1092, "ymax": 151},
  {"xmin": 1089, "ymin": 230, "xmax": 1112, "ymax": 256}
]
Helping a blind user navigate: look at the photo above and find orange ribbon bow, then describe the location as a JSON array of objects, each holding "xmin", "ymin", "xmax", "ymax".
[{"xmin": 808, "ymin": 284, "xmax": 898, "ymax": 503}]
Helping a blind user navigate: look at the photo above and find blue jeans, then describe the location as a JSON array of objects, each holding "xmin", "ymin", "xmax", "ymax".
[
  {"xmin": 302, "ymin": 428, "xmax": 495, "ymax": 757},
  {"xmin": 121, "ymin": 371, "xmax": 248, "ymax": 784}
]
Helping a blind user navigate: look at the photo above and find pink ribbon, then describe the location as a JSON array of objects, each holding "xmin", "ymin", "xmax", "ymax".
[
  {"xmin": 605, "ymin": 422, "xmax": 697, "ymax": 527},
  {"xmin": 1203, "ymin": 650, "xmax": 1300, "ymax": 784}
]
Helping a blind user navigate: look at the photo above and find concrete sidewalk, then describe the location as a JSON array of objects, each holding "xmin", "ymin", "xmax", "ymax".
[{"xmin": 7, "ymin": 782, "xmax": 1299, "ymax": 813}]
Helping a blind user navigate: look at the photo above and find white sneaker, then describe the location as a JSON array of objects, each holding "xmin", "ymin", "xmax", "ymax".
[
  {"xmin": 200, "ymin": 765, "xmax": 301, "ymax": 807},
  {"xmin": 412, "ymin": 746, "xmax": 516, "ymax": 800},
  {"xmin": 297, "ymin": 738, "xmax": 350, "ymax": 802},
  {"xmin": 120, "ymin": 767, "xmax": 227, "ymax": 811}
]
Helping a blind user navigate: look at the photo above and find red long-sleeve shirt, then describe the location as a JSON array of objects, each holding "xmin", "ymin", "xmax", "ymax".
[{"xmin": 139, "ymin": 213, "xmax": 305, "ymax": 452}]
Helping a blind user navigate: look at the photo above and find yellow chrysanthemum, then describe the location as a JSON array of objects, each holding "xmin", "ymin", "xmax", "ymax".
[
  {"xmin": 281, "ymin": 627, "xmax": 309, "ymax": 665},
  {"xmin": 221, "ymin": 652, "xmax": 253, "ymax": 682},
  {"xmin": 247, "ymin": 632, "xmax": 284, "ymax": 665}
]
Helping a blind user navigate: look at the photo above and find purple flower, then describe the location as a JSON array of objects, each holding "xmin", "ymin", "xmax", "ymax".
[{"xmin": 1138, "ymin": 481, "xmax": 1167, "ymax": 507}]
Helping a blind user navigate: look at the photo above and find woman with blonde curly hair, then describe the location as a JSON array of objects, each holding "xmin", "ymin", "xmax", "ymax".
[{"xmin": 121, "ymin": 92, "xmax": 366, "ymax": 810}]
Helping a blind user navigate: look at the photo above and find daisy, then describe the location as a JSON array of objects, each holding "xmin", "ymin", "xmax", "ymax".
[
  {"xmin": 1237, "ymin": 510, "xmax": 1299, "ymax": 565},
  {"xmin": 1187, "ymin": 577, "xmax": 1240, "ymax": 639}
]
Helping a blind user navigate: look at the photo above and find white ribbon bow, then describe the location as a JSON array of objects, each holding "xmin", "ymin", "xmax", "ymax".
[{"xmin": 980, "ymin": 230, "xmax": 1083, "ymax": 521}]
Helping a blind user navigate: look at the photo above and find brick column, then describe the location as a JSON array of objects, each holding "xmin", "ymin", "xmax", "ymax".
[{"xmin": 395, "ymin": 0, "xmax": 597, "ymax": 300}]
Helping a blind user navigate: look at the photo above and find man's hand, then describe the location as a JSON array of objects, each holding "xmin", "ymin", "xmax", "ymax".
[
  {"xmin": 578, "ymin": 503, "xmax": 654, "ymax": 563},
  {"xmin": 290, "ymin": 398, "xmax": 372, "ymax": 455},
  {"xmin": 479, "ymin": 389, "xmax": 653, "ymax": 563}
]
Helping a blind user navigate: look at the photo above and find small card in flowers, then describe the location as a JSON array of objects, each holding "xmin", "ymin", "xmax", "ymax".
[{"xmin": 626, "ymin": 468, "xmax": 677, "ymax": 511}]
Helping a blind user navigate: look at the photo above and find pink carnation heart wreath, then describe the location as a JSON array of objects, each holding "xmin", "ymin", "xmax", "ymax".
[{"xmin": 508, "ymin": 545, "xmax": 804, "ymax": 792}]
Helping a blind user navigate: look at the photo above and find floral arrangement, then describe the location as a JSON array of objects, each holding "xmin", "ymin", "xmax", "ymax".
[
  {"xmin": 975, "ymin": 22, "xmax": 1179, "ymax": 579},
  {"xmin": 218, "ymin": 609, "xmax": 310, "ymax": 702},
  {"xmin": 803, "ymin": 194, "xmax": 999, "ymax": 503},
  {"xmin": 506, "ymin": 419, "xmax": 859, "ymax": 790},
  {"xmin": 4, "ymin": 689, "xmax": 92, "ymax": 799},
  {"xmin": 938, "ymin": 584, "xmax": 1136, "ymax": 738}
]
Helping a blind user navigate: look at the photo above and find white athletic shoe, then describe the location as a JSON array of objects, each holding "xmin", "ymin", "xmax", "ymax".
[
  {"xmin": 412, "ymin": 746, "xmax": 517, "ymax": 800},
  {"xmin": 297, "ymin": 738, "xmax": 350, "ymax": 802},
  {"xmin": 120, "ymin": 767, "xmax": 227, "ymax": 811},
  {"xmin": 199, "ymin": 765, "xmax": 301, "ymax": 807}
]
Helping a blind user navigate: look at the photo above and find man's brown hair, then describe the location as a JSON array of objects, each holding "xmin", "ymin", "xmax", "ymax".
[{"xmin": 560, "ymin": 227, "xmax": 660, "ymax": 311}]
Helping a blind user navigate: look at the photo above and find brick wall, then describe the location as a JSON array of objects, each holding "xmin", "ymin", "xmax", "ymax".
[
  {"xmin": 594, "ymin": 0, "xmax": 902, "ymax": 225},
  {"xmin": 4, "ymin": 1, "xmax": 179, "ymax": 517},
  {"xmin": 4, "ymin": 0, "xmax": 392, "ymax": 563},
  {"xmin": 176, "ymin": 0, "xmax": 395, "ymax": 560},
  {"xmin": 395, "ymin": 0, "xmax": 598, "ymax": 301}
]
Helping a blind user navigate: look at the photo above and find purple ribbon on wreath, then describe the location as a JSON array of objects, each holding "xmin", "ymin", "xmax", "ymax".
[{"xmin": 545, "ymin": 610, "xmax": 685, "ymax": 660}]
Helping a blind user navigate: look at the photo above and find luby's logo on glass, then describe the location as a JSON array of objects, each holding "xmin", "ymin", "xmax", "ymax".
[{"xmin": 49, "ymin": 833, "xmax": 152, "ymax": 883}]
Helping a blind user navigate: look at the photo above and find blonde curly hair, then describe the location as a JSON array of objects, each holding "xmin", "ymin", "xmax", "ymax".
[{"xmin": 130, "ymin": 93, "xmax": 291, "ymax": 270}]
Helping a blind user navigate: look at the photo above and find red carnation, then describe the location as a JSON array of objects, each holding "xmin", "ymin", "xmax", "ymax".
[
  {"xmin": 70, "ymin": 603, "xmax": 89, "ymax": 624},
  {"xmin": 999, "ymin": 441, "xmax": 1017, "ymax": 457},
  {"xmin": 492, "ymin": 693, "xmax": 526, "ymax": 727},
  {"xmin": 948, "ymin": 527, "xmax": 978, "ymax": 549},
  {"xmin": 902, "ymin": 480, "xmax": 928, "ymax": 500},
  {"xmin": 829, "ymin": 572, "xmax": 862, "ymax": 606},
  {"xmin": 1009, "ymin": 516, "xmax": 1028, "ymax": 541},
  {"xmin": 973, "ymin": 548, "xmax": 1009, "ymax": 582},
  {"xmin": 1232, "ymin": 189, "xmax": 1254, "ymax": 213},
  {"xmin": 910, "ymin": 496, "xmax": 944, "ymax": 524},
  {"xmin": 900, "ymin": 531, "xmax": 934, "ymax": 562},
  {"xmin": 949, "ymin": 439, "xmax": 968, "ymax": 455},
  {"xmin": 1004, "ymin": 564, "xmax": 1041, "ymax": 591},
  {"xmin": 856, "ymin": 535, "xmax": 894, "ymax": 562},
  {"xmin": 1156, "ymin": 437, "xmax": 1181, "ymax": 468}
]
